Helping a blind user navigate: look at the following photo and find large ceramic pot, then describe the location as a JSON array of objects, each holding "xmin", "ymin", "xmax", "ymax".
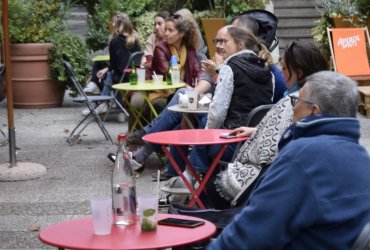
[{"xmin": 10, "ymin": 43, "xmax": 64, "ymax": 108}]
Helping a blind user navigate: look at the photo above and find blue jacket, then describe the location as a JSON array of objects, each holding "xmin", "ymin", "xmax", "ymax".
[{"xmin": 208, "ymin": 116, "xmax": 370, "ymax": 250}]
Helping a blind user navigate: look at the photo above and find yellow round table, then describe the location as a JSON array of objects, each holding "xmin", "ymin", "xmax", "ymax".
[{"xmin": 113, "ymin": 81, "xmax": 185, "ymax": 132}]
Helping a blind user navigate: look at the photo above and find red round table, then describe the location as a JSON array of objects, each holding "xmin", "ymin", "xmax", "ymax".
[
  {"xmin": 143, "ymin": 129, "xmax": 248, "ymax": 208},
  {"xmin": 39, "ymin": 214, "xmax": 216, "ymax": 250}
]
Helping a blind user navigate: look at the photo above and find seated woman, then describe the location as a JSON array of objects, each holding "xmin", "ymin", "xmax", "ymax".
[
  {"xmin": 203, "ymin": 40, "xmax": 329, "ymax": 209},
  {"xmin": 128, "ymin": 11, "xmax": 169, "ymax": 129},
  {"xmin": 132, "ymin": 26, "xmax": 275, "ymax": 176},
  {"xmin": 90, "ymin": 12, "xmax": 142, "ymax": 115}
]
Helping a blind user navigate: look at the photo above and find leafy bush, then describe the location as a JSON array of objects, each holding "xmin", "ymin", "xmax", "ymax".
[
  {"xmin": 49, "ymin": 33, "xmax": 91, "ymax": 94},
  {"xmin": 8, "ymin": 0, "xmax": 66, "ymax": 43}
]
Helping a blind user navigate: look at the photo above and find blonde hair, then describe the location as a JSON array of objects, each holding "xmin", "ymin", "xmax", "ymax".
[
  {"xmin": 112, "ymin": 12, "xmax": 139, "ymax": 49},
  {"xmin": 228, "ymin": 26, "xmax": 273, "ymax": 66}
]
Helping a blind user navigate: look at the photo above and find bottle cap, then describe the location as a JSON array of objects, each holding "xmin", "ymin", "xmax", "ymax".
[
  {"xmin": 170, "ymin": 55, "xmax": 178, "ymax": 66},
  {"xmin": 117, "ymin": 133, "xmax": 127, "ymax": 141}
]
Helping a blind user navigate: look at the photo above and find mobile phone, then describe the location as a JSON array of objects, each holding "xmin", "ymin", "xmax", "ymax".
[
  {"xmin": 220, "ymin": 133, "xmax": 237, "ymax": 139},
  {"xmin": 158, "ymin": 218, "xmax": 205, "ymax": 228}
]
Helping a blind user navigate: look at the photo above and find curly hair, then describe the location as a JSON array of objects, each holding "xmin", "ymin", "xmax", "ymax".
[{"xmin": 166, "ymin": 15, "xmax": 199, "ymax": 51}]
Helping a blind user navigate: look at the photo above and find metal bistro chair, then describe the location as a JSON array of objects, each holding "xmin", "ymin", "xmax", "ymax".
[{"xmin": 63, "ymin": 60, "xmax": 121, "ymax": 145}]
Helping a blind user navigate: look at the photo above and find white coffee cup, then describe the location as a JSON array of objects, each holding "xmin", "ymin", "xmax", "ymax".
[
  {"xmin": 186, "ymin": 90, "xmax": 198, "ymax": 110},
  {"xmin": 90, "ymin": 197, "xmax": 112, "ymax": 235}
]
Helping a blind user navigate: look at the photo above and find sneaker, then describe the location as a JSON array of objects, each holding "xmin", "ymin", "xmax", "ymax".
[
  {"xmin": 128, "ymin": 152, "xmax": 145, "ymax": 172},
  {"xmin": 152, "ymin": 166, "xmax": 173, "ymax": 181},
  {"xmin": 126, "ymin": 129, "xmax": 145, "ymax": 147},
  {"xmin": 158, "ymin": 194, "xmax": 171, "ymax": 207},
  {"xmin": 83, "ymin": 81, "xmax": 101, "ymax": 95},
  {"xmin": 107, "ymin": 153, "xmax": 116, "ymax": 163},
  {"xmin": 81, "ymin": 103, "xmax": 97, "ymax": 116},
  {"xmin": 94, "ymin": 102, "xmax": 108, "ymax": 114},
  {"xmin": 160, "ymin": 176, "xmax": 191, "ymax": 195},
  {"xmin": 117, "ymin": 113, "xmax": 127, "ymax": 123}
]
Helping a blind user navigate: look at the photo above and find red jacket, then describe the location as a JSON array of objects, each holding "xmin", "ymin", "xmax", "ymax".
[{"xmin": 150, "ymin": 41, "xmax": 200, "ymax": 86}]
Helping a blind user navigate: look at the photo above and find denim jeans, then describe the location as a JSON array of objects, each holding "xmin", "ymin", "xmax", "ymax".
[{"xmin": 135, "ymin": 88, "xmax": 189, "ymax": 163}]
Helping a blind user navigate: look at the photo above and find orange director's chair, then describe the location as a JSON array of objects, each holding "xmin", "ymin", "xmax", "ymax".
[{"xmin": 327, "ymin": 27, "xmax": 370, "ymax": 80}]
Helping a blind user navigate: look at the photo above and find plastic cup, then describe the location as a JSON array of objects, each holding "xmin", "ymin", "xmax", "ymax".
[
  {"xmin": 90, "ymin": 197, "xmax": 112, "ymax": 235},
  {"xmin": 187, "ymin": 89, "xmax": 198, "ymax": 110},
  {"xmin": 152, "ymin": 75, "xmax": 163, "ymax": 84},
  {"xmin": 137, "ymin": 68, "xmax": 146, "ymax": 84},
  {"xmin": 138, "ymin": 195, "xmax": 158, "ymax": 232}
]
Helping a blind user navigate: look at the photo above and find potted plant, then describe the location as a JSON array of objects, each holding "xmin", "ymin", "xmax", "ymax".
[
  {"xmin": 312, "ymin": 0, "xmax": 368, "ymax": 60},
  {"xmin": 5, "ymin": 0, "xmax": 90, "ymax": 108},
  {"xmin": 315, "ymin": 0, "xmax": 363, "ymax": 28}
]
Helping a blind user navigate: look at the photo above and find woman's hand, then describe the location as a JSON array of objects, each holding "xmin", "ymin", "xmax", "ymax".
[
  {"xmin": 97, "ymin": 67, "xmax": 109, "ymax": 79},
  {"xmin": 229, "ymin": 127, "xmax": 257, "ymax": 137}
]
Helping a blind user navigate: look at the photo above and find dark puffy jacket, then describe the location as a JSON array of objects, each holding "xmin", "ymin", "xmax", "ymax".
[{"xmin": 225, "ymin": 52, "xmax": 273, "ymax": 129}]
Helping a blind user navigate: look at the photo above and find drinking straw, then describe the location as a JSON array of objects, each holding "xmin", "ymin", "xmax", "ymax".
[
  {"xmin": 153, "ymin": 71, "xmax": 160, "ymax": 84},
  {"xmin": 156, "ymin": 170, "xmax": 160, "ymax": 198}
]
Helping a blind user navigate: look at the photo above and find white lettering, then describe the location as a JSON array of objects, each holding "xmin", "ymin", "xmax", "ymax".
[{"xmin": 337, "ymin": 35, "xmax": 360, "ymax": 49}]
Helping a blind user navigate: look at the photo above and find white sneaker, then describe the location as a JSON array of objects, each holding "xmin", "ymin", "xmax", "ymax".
[
  {"xmin": 160, "ymin": 176, "xmax": 191, "ymax": 195},
  {"xmin": 83, "ymin": 81, "xmax": 101, "ymax": 95},
  {"xmin": 117, "ymin": 113, "xmax": 127, "ymax": 123},
  {"xmin": 94, "ymin": 102, "xmax": 108, "ymax": 114},
  {"xmin": 81, "ymin": 103, "xmax": 97, "ymax": 116}
]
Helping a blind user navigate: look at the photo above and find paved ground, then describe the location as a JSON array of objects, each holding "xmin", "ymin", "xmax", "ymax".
[{"xmin": 0, "ymin": 91, "xmax": 369, "ymax": 249}]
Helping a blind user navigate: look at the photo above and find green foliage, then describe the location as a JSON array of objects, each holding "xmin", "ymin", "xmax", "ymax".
[
  {"xmin": 213, "ymin": 0, "xmax": 267, "ymax": 18},
  {"xmin": 315, "ymin": 0, "xmax": 360, "ymax": 17},
  {"xmin": 355, "ymin": 0, "xmax": 370, "ymax": 17},
  {"xmin": 49, "ymin": 33, "xmax": 91, "ymax": 95},
  {"xmin": 134, "ymin": 11, "xmax": 157, "ymax": 48},
  {"xmin": 85, "ymin": 0, "xmax": 152, "ymax": 51},
  {"xmin": 8, "ymin": 0, "xmax": 66, "ymax": 43},
  {"xmin": 311, "ymin": 13, "xmax": 333, "ymax": 60}
]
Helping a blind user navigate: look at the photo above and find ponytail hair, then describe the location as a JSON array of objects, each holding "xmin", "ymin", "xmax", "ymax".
[
  {"xmin": 113, "ymin": 12, "xmax": 139, "ymax": 49},
  {"xmin": 227, "ymin": 26, "xmax": 273, "ymax": 66}
]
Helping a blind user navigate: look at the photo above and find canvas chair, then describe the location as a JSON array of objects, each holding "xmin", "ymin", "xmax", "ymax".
[
  {"xmin": 63, "ymin": 60, "xmax": 119, "ymax": 145},
  {"xmin": 327, "ymin": 27, "xmax": 370, "ymax": 80}
]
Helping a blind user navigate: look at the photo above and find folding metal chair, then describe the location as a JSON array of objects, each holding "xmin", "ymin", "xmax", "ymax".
[{"xmin": 63, "ymin": 60, "xmax": 120, "ymax": 145}]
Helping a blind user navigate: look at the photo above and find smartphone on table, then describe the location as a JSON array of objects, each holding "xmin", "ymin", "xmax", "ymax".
[
  {"xmin": 158, "ymin": 217, "xmax": 205, "ymax": 228},
  {"xmin": 219, "ymin": 132, "xmax": 237, "ymax": 139}
]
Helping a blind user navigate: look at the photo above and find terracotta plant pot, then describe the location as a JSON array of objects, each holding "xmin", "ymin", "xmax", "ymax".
[
  {"xmin": 201, "ymin": 18, "xmax": 227, "ymax": 58},
  {"xmin": 10, "ymin": 43, "xmax": 65, "ymax": 108}
]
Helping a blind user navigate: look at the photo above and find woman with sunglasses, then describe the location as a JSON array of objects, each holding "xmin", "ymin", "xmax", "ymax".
[{"xmin": 204, "ymin": 40, "xmax": 329, "ymax": 209}]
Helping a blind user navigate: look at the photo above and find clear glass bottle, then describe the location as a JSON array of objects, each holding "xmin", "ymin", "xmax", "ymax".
[
  {"xmin": 129, "ymin": 62, "xmax": 137, "ymax": 85},
  {"xmin": 170, "ymin": 55, "xmax": 180, "ymax": 84},
  {"xmin": 112, "ymin": 133, "xmax": 137, "ymax": 226}
]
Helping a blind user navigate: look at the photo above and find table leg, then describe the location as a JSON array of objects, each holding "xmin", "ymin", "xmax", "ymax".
[
  {"xmin": 161, "ymin": 145, "xmax": 205, "ymax": 208},
  {"xmin": 143, "ymin": 94, "xmax": 158, "ymax": 117},
  {"xmin": 123, "ymin": 94, "xmax": 147, "ymax": 132},
  {"xmin": 187, "ymin": 144, "xmax": 228, "ymax": 208}
]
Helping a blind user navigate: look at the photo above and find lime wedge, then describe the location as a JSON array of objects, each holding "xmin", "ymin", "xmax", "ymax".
[{"xmin": 143, "ymin": 208, "xmax": 155, "ymax": 217}]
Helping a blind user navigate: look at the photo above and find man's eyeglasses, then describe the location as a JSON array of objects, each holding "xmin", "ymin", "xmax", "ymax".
[
  {"xmin": 289, "ymin": 95, "xmax": 316, "ymax": 107},
  {"xmin": 213, "ymin": 38, "xmax": 228, "ymax": 46}
]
